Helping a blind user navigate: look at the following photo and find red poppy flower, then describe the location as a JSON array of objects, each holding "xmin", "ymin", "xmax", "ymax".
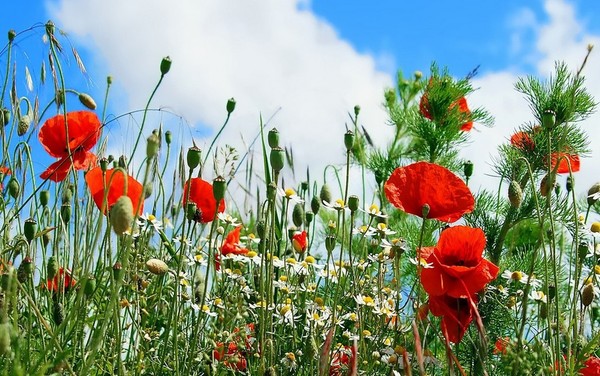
[
  {"xmin": 213, "ymin": 342, "xmax": 247, "ymax": 371},
  {"xmin": 421, "ymin": 226, "xmax": 499, "ymax": 298},
  {"xmin": 580, "ymin": 356, "xmax": 600, "ymax": 376},
  {"xmin": 550, "ymin": 152, "xmax": 580, "ymax": 174},
  {"xmin": 85, "ymin": 167, "xmax": 144, "ymax": 215},
  {"xmin": 429, "ymin": 294, "xmax": 475, "ymax": 344},
  {"xmin": 183, "ymin": 178, "xmax": 226, "ymax": 223},
  {"xmin": 493, "ymin": 337, "xmax": 510, "ymax": 355},
  {"xmin": 38, "ymin": 111, "xmax": 101, "ymax": 181},
  {"xmin": 40, "ymin": 267, "xmax": 76, "ymax": 293},
  {"xmin": 384, "ymin": 161, "xmax": 475, "ymax": 223},
  {"xmin": 292, "ymin": 231, "xmax": 308, "ymax": 253},
  {"xmin": 330, "ymin": 345, "xmax": 353, "ymax": 376},
  {"xmin": 420, "ymin": 91, "xmax": 473, "ymax": 132},
  {"xmin": 221, "ymin": 226, "xmax": 249, "ymax": 256},
  {"xmin": 510, "ymin": 131, "xmax": 535, "ymax": 151}
]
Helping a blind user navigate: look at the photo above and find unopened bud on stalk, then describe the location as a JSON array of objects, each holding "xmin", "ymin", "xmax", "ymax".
[
  {"xmin": 344, "ymin": 130, "xmax": 355, "ymax": 151},
  {"xmin": 17, "ymin": 257, "xmax": 33, "ymax": 283},
  {"xmin": 99, "ymin": 158, "xmax": 109, "ymax": 172},
  {"xmin": 325, "ymin": 235, "xmax": 336, "ymax": 252},
  {"xmin": 186, "ymin": 202, "xmax": 197, "ymax": 222},
  {"xmin": 107, "ymin": 76, "xmax": 113, "ymax": 85},
  {"xmin": 144, "ymin": 182, "xmax": 153, "ymax": 199},
  {"xmin": 348, "ymin": 195, "xmax": 359, "ymax": 212},
  {"xmin": 310, "ymin": 196, "xmax": 320, "ymax": 215},
  {"xmin": 146, "ymin": 258, "xmax": 169, "ymax": 275},
  {"xmin": 62, "ymin": 184, "xmax": 74, "ymax": 204},
  {"xmin": 7, "ymin": 178, "xmax": 19, "ymax": 199},
  {"xmin": 270, "ymin": 147, "xmax": 285, "ymax": 172},
  {"xmin": 213, "ymin": 176, "xmax": 226, "ymax": 203},
  {"xmin": 61, "ymin": 204, "xmax": 71, "ymax": 223},
  {"xmin": 160, "ymin": 56, "xmax": 172, "ymax": 75},
  {"xmin": 47, "ymin": 256, "xmax": 58, "ymax": 280},
  {"xmin": 0, "ymin": 108, "xmax": 10, "ymax": 126},
  {"xmin": 24, "ymin": 218, "xmax": 37, "ymax": 243},
  {"xmin": 8, "ymin": 29, "xmax": 16, "ymax": 42},
  {"xmin": 305, "ymin": 211, "xmax": 314, "ymax": 225},
  {"xmin": 78, "ymin": 93, "xmax": 97, "ymax": 110},
  {"xmin": 110, "ymin": 196, "xmax": 134, "ymax": 235},
  {"xmin": 53, "ymin": 301, "xmax": 64, "ymax": 325},
  {"xmin": 40, "ymin": 190, "xmax": 50, "ymax": 206},
  {"xmin": 287, "ymin": 227, "xmax": 297, "ymax": 241},
  {"xmin": 186, "ymin": 146, "xmax": 201, "ymax": 171},
  {"xmin": 566, "ymin": 176, "xmax": 574, "ymax": 192},
  {"xmin": 45, "ymin": 20, "xmax": 55, "ymax": 36},
  {"xmin": 267, "ymin": 182, "xmax": 277, "ymax": 201},
  {"xmin": 578, "ymin": 242, "xmax": 590, "ymax": 260},
  {"xmin": 540, "ymin": 173, "xmax": 556, "ymax": 197},
  {"xmin": 422, "ymin": 204, "xmax": 430, "ymax": 218},
  {"xmin": 146, "ymin": 133, "xmax": 160, "ymax": 159},
  {"xmin": 42, "ymin": 230, "xmax": 51, "ymax": 248},
  {"xmin": 113, "ymin": 262, "xmax": 123, "ymax": 281},
  {"xmin": 292, "ymin": 203, "xmax": 304, "ymax": 227},
  {"xmin": 320, "ymin": 184, "xmax": 332, "ymax": 205},
  {"xmin": 268, "ymin": 128, "xmax": 280, "ymax": 149},
  {"xmin": 354, "ymin": 105, "xmax": 361, "ymax": 116},
  {"xmin": 84, "ymin": 276, "xmax": 96, "ymax": 297},
  {"xmin": 256, "ymin": 220, "xmax": 266, "ymax": 238},
  {"xmin": 542, "ymin": 109, "xmax": 556, "ymax": 130},
  {"xmin": 414, "ymin": 71, "xmax": 423, "ymax": 80},
  {"xmin": 587, "ymin": 182, "xmax": 600, "ymax": 206},
  {"xmin": 55, "ymin": 90, "xmax": 65, "ymax": 107},
  {"xmin": 463, "ymin": 160, "xmax": 473, "ymax": 178},
  {"xmin": 508, "ymin": 181, "xmax": 523, "ymax": 208},
  {"xmin": 582, "ymin": 283, "xmax": 595, "ymax": 307},
  {"xmin": 165, "ymin": 130, "xmax": 172, "ymax": 145},
  {"xmin": 17, "ymin": 114, "xmax": 31, "ymax": 136},
  {"xmin": 226, "ymin": 98, "xmax": 236, "ymax": 114},
  {"xmin": 118, "ymin": 155, "xmax": 127, "ymax": 169}
]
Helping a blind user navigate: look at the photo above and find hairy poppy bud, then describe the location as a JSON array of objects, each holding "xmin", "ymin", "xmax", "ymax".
[
  {"xmin": 47, "ymin": 256, "xmax": 58, "ymax": 280},
  {"xmin": 55, "ymin": 90, "xmax": 65, "ymax": 107},
  {"xmin": 348, "ymin": 195, "xmax": 359, "ymax": 212},
  {"xmin": 186, "ymin": 146, "xmax": 201, "ymax": 171},
  {"xmin": 24, "ymin": 218, "xmax": 37, "ymax": 243},
  {"xmin": 144, "ymin": 182, "xmax": 153, "ymax": 199},
  {"xmin": 165, "ymin": 130, "xmax": 172, "ymax": 145},
  {"xmin": 62, "ymin": 184, "xmax": 74, "ymax": 204},
  {"xmin": 422, "ymin": 204, "xmax": 430, "ymax": 218},
  {"xmin": 53, "ymin": 301, "xmax": 64, "ymax": 325},
  {"xmin": 17, "ymin": 257, "xmax": 33, "ymax": 283},
  {"xmin": 0, "ymin": 108, "xmax": 10, "ymax": 126},
  {"xmin": 540, "ymin": 173, "xmax": 556, "ymax": 197},
  {"xmin": 344, "ymin": 130, "xmax": 355, "ymax": 151},
  {"xmin": 325, "ymin": 235, "xmax": 336, "ymax": 252},
  {"xmin": 270, "ymin": 147, "xmax": 285, "ymax": 172},
  {"xmin": 78, "ymin": 93, "xmax": 97, "ymax": 110},
  {"xmin": 292, "ymin": 203, "xmax": 304, "ymax": 227},
  {"xmin": 268, "ymin": 128, "xmax": 280, "ymax": 149},
  {"xmin": 319, "ymin": 184, "xmax": 332, "ymax": 205},
  {"xmin": 463, "ymin": 160, "xmax": 474, "ymax": 178},
  {"xmin": 98, "ymin": 157, "xmax": 109, "ymax": 172},
  {"xmin": 110, "ymin": 196, "xmax": 134, "ymax": 235},
  {"xmin": 354, "ymin": 105, "xmax": 361, "ymax": 116},
  {"xmin": 146, "ymin": 133, "xmax": 160, "ymax": 159},
  {"xmin": 267, "ymin": 182, "xmax": 277, "ymax": 201},
  {"xmin": 310, "ymin": 196, "xmax": 320, "ymax": 215},
  {"xmin": 60, "ymin": 204, "xmax": 71, "ymax": 223},
  {"xmin": 587, "ymin": 182, "xmax": 600, "ymax": 206},
  {"xmin": 539, "ymin": 302, "xmax": 548, "ymax": 319},
  {"xmin": 226, "ymin": 98, "xmax": 236, "ymax": 114},
  {"xmin": 256, "ymin": 220, "xmax": 266, "ymax": 239},
  {"xmin": 213, "ymin": 176, "xmax": 226, "ymax": 203},
  {"xmin": 160, "ymin": 56, "xmax": 172, "ymax": 75},
  {"xmin": 17, "ymin": 114, "xmax": 31, "ymax": 136},
  {"xmin": 7, "ymin": 178, "xmax": 19, "ymax": 199},
  {"xmin": 107, "ymin": 75, "xmax": 113, "ymax": 85},
  {"xmin": 548, "ymin": 285, "xmax": 556, "ymax": 301},
  {"xmin": 508, "ymin": 181, "xmax": 522, "ymax": 208},
  {"xmin": 40, "ymin": 190, "xmax": 50, "ymax": 206},
  {"xmin": 542, "ymin": 109, "xmax": 556, "ymax": 129},
  {"xmin": 582, "ymin": 283, "xmax": 594, "ymax": 307},
  {"xmin": 42, "ymin": 230, "xmax": 51, "ymax": 248},
  {"xmin": 146, "ymin": 258, "xmax": 169, "ymax": 275}
]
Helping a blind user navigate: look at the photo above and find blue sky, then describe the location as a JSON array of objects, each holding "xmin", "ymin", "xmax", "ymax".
[{"xmin": 3, "ymin": 0, "xmax": 600, "ymax": 198}]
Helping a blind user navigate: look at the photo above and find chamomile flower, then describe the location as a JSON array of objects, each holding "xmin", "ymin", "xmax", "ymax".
[
  {"xmin": 375, "ymin": 223, "xmax": 396, "ymax": 236},
  {"xmin": 191, "ymin": 303, "xmax": 218, "ymax": 317},
  {"xmin": 355, "ymin": 294, "xmax": 376, "ymax": 307},
  {"xmin": 530, "ymin": 290, "xmax": 547, "ymax": 303},
  {"xmin": 501, "ymin": 270, "xmax": 542, "ymax": 288},
  {"xmin": 279, "ymin": 187, "xmax": 304, "ymax": 203},
  {"xmin": 323, "ymin": 198, "xmax": 347, "ymax": 211},
  {"xmin": 360, "ymin": 203, "xmax": 387, "ymax": 218},
  {"xmin": 280, "ymin": 352, "xmax": 298, "ymax": 371},
  {"xmin": 353, "ymin": 225, "xmax": 376, "ymax": 237},
  {"xmin": 188, "ymin": 254, "xmax": 208, "ymax": 266}
]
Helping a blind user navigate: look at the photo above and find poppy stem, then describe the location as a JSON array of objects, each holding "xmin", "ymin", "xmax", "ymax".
[{"xmin": 129, "ymin": 72, "xmax": 165, "ymax": 164}]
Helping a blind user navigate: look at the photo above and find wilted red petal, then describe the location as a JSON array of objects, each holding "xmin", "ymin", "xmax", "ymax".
[
  {"xmin": 384, "ymin": 161, "xmax": 474, "ymax": 222},
  {"xmin": 429, "ymin": 295, "xmax": 475, "ymax": 344},
  {"xmin": 85, "ymin": 167, "xmax": 144, "ymax": 215},
  {"xmin": 550, "ymin": 152, "xmax": 580, "ymax": 174},
  {"xmin": 39, "ymin": 111, "xmax": 101, "ymax": 158},
  {"xmin": 40, "ymin": 151, "xmax": 97, "ymax": 182},
  {"xmin": 183, "ymin": 178, "xmax": 225, "ymax": 223}
]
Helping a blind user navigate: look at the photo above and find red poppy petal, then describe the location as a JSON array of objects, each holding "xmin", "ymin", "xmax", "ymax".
[
  {"xmin": 455, "ymin": 97, "xmax": 473, "ymax": 132},
  {"xmin": 384, "ymin": 162, "xmax": 474, "ymax": 222},
  {"xmin": 436, "ymin": 226, "xmax": 486, "ymax": 267},
  {"xmin": 551, "ymin": 152, "xmax": 580, "ymax": 174},
  {"xmin": 183, "ymin": 178, "xmax": 225, "ymax": 223},
  {"xmin": 420, "ymin": 265, "xmax": 446, "ymax": 296},
  {"xmin": 85, "ymin": 167, "xmax": 144, "ymax": 215},
  {"xmin": 39, "ymin": 111, "xmax": 101, "ymax": 158}
]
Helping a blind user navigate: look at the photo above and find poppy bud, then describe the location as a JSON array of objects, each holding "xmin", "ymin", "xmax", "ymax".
[
  {"xmin": 270, "ymin": 147, "xmax": 285, "ymax": 172},
  {"xmin": 325, "ymin": 235, "xmax": 336, "ymax": 252},
  {"xmin": 287, "ymin": 226, "xmax": 297, "ymax": 241},
  {"xmin": 160, "ymin": 56, "xmax": 172, "ymax": 75},
  {"xmin": 113, "ymin": 262, "xmax": 123, "ymax": 281},
  {"xmin": 55, "ymin": 90, "xmax": 65, "ymax": 107},
  {"xmin": 146, "ymin": 133, "xmax": 160, "ymax": 159},
  {"xmin": 118, "ymin": 155, "xmax": 127, "ymax": 169},
  {"xmin": 165, "ymin": 130, "xmax": 172, "ymax": 145},
  {"xmin": 554, "ymin": 183, "xmax": 561, "ymax": 195},
  {"xmin": 542, "ymin": 109, "xmax": 556, "ymax": 129},
  {"xmin": 24, "ymin": 218, "xmax": 37, "ymax": 243},
  {"xmin": 60, "ymin": 204, "xmax": 71, "ymax": 223},
  {"xmin": 17, "ymin": 257, "xmax": 33, "ymax": 283},
  {"xmin": 256, "ymin": 220, "xmax": 266, "ymax": 238},
  {"xmin": 310, "ymin": 196, "xmax": 320, "ymax": 215},
  {"xmin": 110, "ymin": 196, "xmax": 134, "ymax": 235},
  {"xmin": 414, "ymin": 71, "xmax": 423, "ymax": 80},
  {"xmin": 0, "ymin": 323, "xmax": 11, "ymax": 355},
  {"xmin": 144, "ymin": 182, "xmax": 153, "ymax": 199},
  {"xmin": 226, "ymin": 98, "xmax": 236, "ymax": 114},
  {"xmin": 539, "ymin": 302, "xmax": 548, "ymax": 319},
  {"xmin": 344, "ymin": 130, "xmax": 355, "ymax": 151},
  {"xmin": 422, "ymin": 204, "xmax": 430, "ymax": 218},
  {"xmin": 292, "ymin": 203, "xmax": 304, "ymax": 227},
  {"xmin": 320, "ymin": 184, "xmax": 332, "ymax": 205},
  {"xmin": 186, "ymin": 146, "xmax": 201, "ymax": 171},
  {"xmin": 354, "ymin": 105, "xmax": 361, "ymax": 117},
  {"xmin": 268, "ymin": 128, "xmax": 280, "ymax": 149},
  {"xmin": 47, "ymin": 256, "xmax": 58, "ymax": 280},
  {"xmin": 0, "ymin": 108, "xmax": 10, "ymax": 126},
  {"xmin": 213, "ymin": 176, "xmax": 226, "ymax": 203},
  {"xmin": 62, "ymin": 184, "xmax": 74, "ymax": 204},
  {"xmin": 146, "ymin": 258, "xmax": 169, "ymax": 275},
  {"xmin": 8, "ymin": 29, "xmax": 16, "ymax": 42},
  {"xmin": 17, "ymin": 114, "xmax": 31, "ymax": 136},
  {"xmin": 305, "ymin": 211, "xmax": 314, "ymax": 225},
  {"xmin": 267, "ymin": 182, "xmax": 277, "ymax": 201},
  {"xmin": 587, "ymin": 182, "xmax": 600, "ymax": 206},
  {"xmin": 53, "ymin": 301, "xmax": 64, "ymax": 325},
  {"xmin": 78, "ymin": 93, "xmax": 97, "ymax": 110},
  {"xmin": 548, "ymin": 285, "xmax": 556, "ymax": 301},
  {"xmin": 7, "ymin": 178, "xmax": 19, "ymax": 199},
  {"xmin": 348, "ymin": 195, "xmax": 359, "ymax": 212},
  {"xmin": 45, "ymin": 20, "xmax": 55, "ymax": 36},
  {"xmin": 186, "ymin": 202, "xmax": 197, "ymax": 222},
  {"xmin": 107, "ymin": 75, "xmax": 113, "ymax": 85},
  {"xmin": 463, "ymin": 160, "xmax": 473, "ymax": 178},
  {"xmin": 508, "ymin": 180, "xmax": 523, "ymax": 208},
  {"xmin": 540, "ymin": 173, "xmax": 556, "ymax": 197},
  {"xmin": 84, "ymin": 276, "xmax": 96, "ymax": 297},
  {"xmin": 40, "ymin": 190, "xmax": 50, "ymax": 206},
  {"xmin": 582, "ymin": 283, "xmax": 594, "ymax": 307},
  {"xmin": 42, "ymin": 230, "xmax": 51, "ymax": 248}
]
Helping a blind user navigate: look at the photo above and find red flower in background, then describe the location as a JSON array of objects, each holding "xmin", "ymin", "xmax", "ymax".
[
  {"xmin": 493, "ymin": 337, "xmax": 510, "ymax": 355},
  {"xmin": 384, "ymin": 161, "xmax": 474, "ymax": 223},
  {"xmin": 183, "ymin": 178, "xmax": 225, "ymax": 223},
  {"xmin": 221, "ymin": 226, "xmax": 249, "ymax": 257},
  {"xmin": 213, "ymin": 342, "xmax": 247, "ymax": 371},
  {"xmin": 40, "ymin": 267, "xmax": 76, "ymax": 293},
  {"xmin": 429, "ymin": 294, "xmax": 475, "ymax": 344},
  {"xmin": 580, "ymin": 356, "xmax": 600, "ymax": 376},
  {"xmin": 420, "ymin": 90, "xmax": 473, "ymax": 131},
  {"xmin": 292, "ymin": 231, "xmax": 308, "ymax": 253},
  {"xmin": 510, "ymin": 131, "xmax": 535, "ymax": 151},
  {"xmin": 550, "ymin": 152, "xmax": 580, "ymax": 174},
  {"xmin": 38, "ymin": 111, "xmax": 101, "ymax": 181},
  {"xmin": 0, "ymin": 166, "xmax": 10, "ymax": 191},
  {"xmin": 329, "ymin": 345, "xmax": 353, "ymax": 376},
  {"xmin": 85, "ymin": 167, "xmax": 144, "ymax": 215},
  {"xmin": 421, "ymin": 226, "xmax": 499, "ymax": 299}
]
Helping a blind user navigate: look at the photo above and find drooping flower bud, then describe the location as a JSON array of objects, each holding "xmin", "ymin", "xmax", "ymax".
[
  {"xmin": 84, "ymin": 276, "xmax": 96, "ymax": 297},
  {"xmin": 60, "ymin": 204, "xmax": 71, "ymax": 223},
  {"xmin": 213, "ymin": 175, "xmax": 227, "ymax": 203},
  {"xmin": 144, "ymin": 182, "xmax": 153, "ymax": 199},
  {"xmin": 186, "ymin": 202, "xmax": 197, "ymax": 222},
  {"xmin": 160, "ymin": 56, "xmax": 172, "ymax": 75},
  {"xmin": 268, "ymin": 128, "xmax": 280, "ymax": 149},
  {"xmin": 540, "ymin": 173, "xmax": 556, "ymax": 197},
  {"xmin": 186, "ymin": 146, "xmax": 201, "ymax": 171},
  {"xmin": 508, "ymin": 180, "xmax": 523, "ymax": 208},
  {"xmin": 344, "ymin": 130, "xmax": 355, "ymax": 151},
  {"xmin": 226, "ymin": 98, "xmax": 236, "ymax": 114},
  {"xmin": 146, "ymin": 132, "xmax": 160, "ymax": 159},
  {"xmin": 17, "ymin": 114, "xmax": 31, "ymax": 136},
  {"xmin": 53, "ymin": 301, "xmax": 64, "ymax": 325},
  {"xmin": 354, "ymin": 105, "xmax": 361, "ymax": 116},
  {"xmin": 256, "ymin": 220, "xmax": 266, "ymax": 239},
  {"xmin": 542, "ymin": 109, "xmax": 556, "ymax": 130},
  {"xmin": 8, "ymin": 29, "xmax": 16, "ymax": 42},
  {"xmin": 310, "ymin": 196, "xmax": 320, "ymax": 215},
  {"xmin": 118, "ymin": 155, "xmax": 127, "ymax": 169},
  {"xmin": 566, "ymin": 176, "xmax": 574, "ymax": 192},
  {"xmin": 24, "ymin": 218, "xmax": 37, "ymax": 243},
  {"xmin": 305, "ymin": 211, "xmax": 314, "ymax": 225},
  {"xmin": 319, "ymin": 184, "xmax": 332, "ymax": 205},
  {"xmin": 110, "ymin": 196, "xmax": 134, "ymax": 235},
  {"xmin": 270, "ymin": 147, "xmax": 285, "ymax": 172},
  {"xmin": 325, "ymin": 235, "xmax": 336, "ymax": 252},
  {"xmin": 99, "ymin": 157, "xmax": 109, "ymax": 172},
  {"xmin": 292, "ymin": 203, "xmax": 304, "ymax": 227},
  {"xmin": 78, "ymin": 93, "xmax": 97, "ymax": 110},
  {"xmin": 7, "ymin": 178, "xmax": 19, "ymax": 199},
  {"xmin": 422, "ymin": 204, "xmax": 430, "ymax": 218},
  {"xmin": 45, "ymin": 20, "xmax": 55, "ymax": 36}
]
